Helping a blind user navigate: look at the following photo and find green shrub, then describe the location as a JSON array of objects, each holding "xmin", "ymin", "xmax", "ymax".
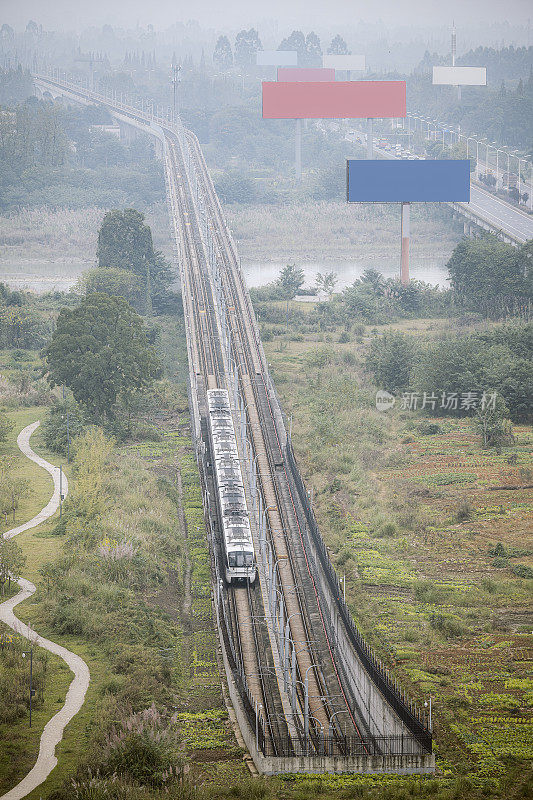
[
  {"xmin": 414, "ymin": 579, "xmax": 449, "ymax": 604},
  {"xmin": 480, "ymin": 577, "xmax": 498, "ymax": 594},
  {"xmin": 493, "ymin": 556, "xmax": 510, "ymax": 568},
  {"xmin": 417, "ymin": 422, "xmax": 442, "ymax": 435},
  {"xmin": 456, "ymin": 499, "xmax": 474, "ymax": 522},
  {"xmin": 429, "ymin": 612, "xmax": 468, "ymax": 638},
  {"xmin": 376, "ymin": 522, "xmax": 397, "ymax": 538},
  {"xmin": 511, "ymin": 564, "xmax": 533, "ymax": 579}
]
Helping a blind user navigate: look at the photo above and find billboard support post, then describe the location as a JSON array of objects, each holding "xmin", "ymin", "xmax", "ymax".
[
  {"xmin": 400, "ymin": 202, "xmax": 410, "ymax": 285},
  {"xmin": 367, "ymin": 118, "xmax": 373, "ymax": 159},
  {"xmin": 295, "ymin": 118, "xmax": 302, "ymax": 180}
]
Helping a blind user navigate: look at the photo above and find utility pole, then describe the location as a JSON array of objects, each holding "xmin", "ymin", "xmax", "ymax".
[
  {"xmin": 451, "ymin": 23, "xmax": 461, "ymax": 101},
  {"xmin": 59, "ymin": 465, "xmax": 63, "ymax": 519},
  {"xmin": 171, "ymin": 54, "xmax": 181, "ymax": 120}
]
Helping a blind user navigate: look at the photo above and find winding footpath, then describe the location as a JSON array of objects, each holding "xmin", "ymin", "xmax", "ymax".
[{"xmin": 0, "ymin": 422, "xmax": 90, "ymax": 800}]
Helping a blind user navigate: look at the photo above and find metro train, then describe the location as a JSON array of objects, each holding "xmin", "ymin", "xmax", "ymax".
[{"xmin": 207, "ymin": 389, "xmax": 256, "ymax": 584}]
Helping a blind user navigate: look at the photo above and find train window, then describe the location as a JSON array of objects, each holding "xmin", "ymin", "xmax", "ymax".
[{"xmin": 228, "ymin": 551, "xmax": 254, "ymax": 568}]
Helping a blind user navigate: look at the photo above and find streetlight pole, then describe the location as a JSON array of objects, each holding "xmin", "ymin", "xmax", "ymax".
[{"xmin": 171, "ymin": 58, "xmax": 181, "ymax": 120}]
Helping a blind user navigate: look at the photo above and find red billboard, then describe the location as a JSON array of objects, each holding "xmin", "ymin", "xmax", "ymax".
[
  {"xmin": 277, "ymin": 67, "xmax": 335, "ymax": 82},
  {"xmin": 262, "ymin": 81, "xmax": 406, "ymax": 119}
]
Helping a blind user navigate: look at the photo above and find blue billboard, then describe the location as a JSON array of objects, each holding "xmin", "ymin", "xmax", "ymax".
[{"xmin": 346, "ymin": 159, "xmax": 470, "ymax": 202}]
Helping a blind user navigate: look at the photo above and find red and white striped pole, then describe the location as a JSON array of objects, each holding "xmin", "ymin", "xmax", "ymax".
[{"xmin": 400, "ymin": 201, "xmax": 410, "ymax": 285}]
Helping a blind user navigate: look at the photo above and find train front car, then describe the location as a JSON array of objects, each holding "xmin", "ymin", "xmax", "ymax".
[{"xmin": 207, "ymin": 389, "xmax": 256, "ymax": 585}]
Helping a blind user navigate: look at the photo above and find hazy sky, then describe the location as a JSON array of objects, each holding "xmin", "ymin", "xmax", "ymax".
[{"xmin": 2, "ymin": 0, "xmax": 532, "ymax": 32}]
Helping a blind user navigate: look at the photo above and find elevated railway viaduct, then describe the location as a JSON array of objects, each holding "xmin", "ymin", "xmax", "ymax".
[{"xmin": 33, "ymin": 71, "xmax": 434, "ymax": 774}]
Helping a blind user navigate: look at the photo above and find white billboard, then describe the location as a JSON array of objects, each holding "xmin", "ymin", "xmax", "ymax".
[
  {"xmin": 432, "ymin": 66, "xmax": 486, "ymax": 86},
  {"xmin": 256, "ymin": 50, "xmax": 298, "ymax": 67},
  {"xmin": 323, "ymin": 54, "xmax": 366, "ymax": 72}
]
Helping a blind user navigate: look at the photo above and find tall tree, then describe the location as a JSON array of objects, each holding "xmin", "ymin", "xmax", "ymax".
[
  {"xmin": 366, "ymin": 333, "xmax": 416, "ymax": 393},
  {"xmin": 213, "ymin": 35, "xmax": 233, "ymax": 69},
  {"xmin": 0, "ymin": 537, "xmax": 26, "ymax": 596},
  {"xmin": 447, "ymin": 236, "xmax": 530, "ymax": 309},
  {"xmin": 96, "ymin": 209, "xmax": 175, "ymax": 314},
  {"xmin": 0, "ymin": 24, "xmax": 14, "ymax": 41},
  {"xmin": 25, "ymin": 20, "xmax": 38, "ymax": 37},
  {"xmin": 328, "ymin": 35, "xmax": 349, "ymax": 55},
  {"xmin": 0, "ymin": 458, "xmax": 29, "ymax": 526},
  {"xmin": 0, "ymin": 411, "xmax": 11, "ymax": 445},
  {"xmin": 234, "ymin": 28, "xmax": 262, "ymax": 68},
  {"xmin": 304, "ymin": 32, "xmax": 322, "ymax": 67},
  {"xmin": 278, "ymin": 30, "xmax": 306, "ymax": 63},
  {"xmin": 277, "ymin": 262, "xmax": 305, "ymax": 329},
  {"xmin": 45, "ymin": 293, "xmax": 161, "ymax": 420},
  {"xmin": 315, "ymin": 271, "xmax": 338, "ymax": 299}
]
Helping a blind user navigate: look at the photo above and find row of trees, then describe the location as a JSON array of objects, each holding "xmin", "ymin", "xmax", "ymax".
[
  {"xmin": 309, "ymin": 237, "xmax": 532, "ymax": 326},
  {"xmin": 0, "ymin": 101, "xmax": 68, "ymax": 174},
  {"xmin": 0, "ymin": 66, "xmax": 34, "ymax": 105},
  {"xmin": 366, "ymin": 324, "xmax": 532, "ymax": 424},
  {"xmin": 252, "ymin": 235, "xmax": 532, "ymax": 337},
  {"xmin": 0, "ymin": 88, "xmax": 166, "ymax": 210},
  {"xmin": 447, "ymin": 238, "xmax": 532, "ymax": 314},
  {"xmin": 44, "ymin": 208, "xmax": 179, "ymax": 424},
  {"xmin": 213, "ymin": 31, "xmax": 349, "ymax": 70},
  {"xmin": 408, "ymin": 63, "xmax": 533, "ymax": 153}
]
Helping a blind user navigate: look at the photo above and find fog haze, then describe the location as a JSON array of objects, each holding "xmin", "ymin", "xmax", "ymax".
[{"xmin": 2, "ymin": 0, "xmax": 531, "ymax": 32}]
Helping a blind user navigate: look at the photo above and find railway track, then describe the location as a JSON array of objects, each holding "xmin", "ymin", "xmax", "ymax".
[
  {"xmin": 26, "ymin": 73, "xmax": 437, "ymax": 772},
  {"xmin": 166, "ymin": 129, "xmax": 289, "ymax": 752},
  {"xmin": 183, "ymin": 132, "xmax": 372, "ymax": 747}
]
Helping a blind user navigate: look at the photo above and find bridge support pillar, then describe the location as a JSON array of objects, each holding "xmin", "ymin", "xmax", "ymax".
[
  {"xmin": 154, "ymin": 138, "xmax": 164, "ymax": 161},
  {"xmin": 117, "ymin": 120, "xmax": 138, "ymax": 144},
  {"xmin": 400, "ymin": 201, "xmax": 410, "ymax": 285}
]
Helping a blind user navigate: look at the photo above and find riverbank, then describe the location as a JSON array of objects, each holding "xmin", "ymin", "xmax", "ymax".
[{"xmin": 225, "ymin": 201, "xmax": 464, "ymax": 267}]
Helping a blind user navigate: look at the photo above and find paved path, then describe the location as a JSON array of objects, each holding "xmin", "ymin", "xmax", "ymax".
[{"xmin": 0, "ymin": 422, "xmax": 90, "ymax": 800}]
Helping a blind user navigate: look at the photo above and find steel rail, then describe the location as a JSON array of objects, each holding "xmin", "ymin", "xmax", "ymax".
[
  {"xmin": 185, "ymin": 133, "xmax": 350, "ymax": 742},
  {"xmin": 167, "ymin": 131, "xmax": 282, "ymax": 732}
]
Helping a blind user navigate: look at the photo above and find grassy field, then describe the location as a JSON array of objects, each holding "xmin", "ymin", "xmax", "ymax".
[
  {"xmin": 0, "ymin": 404, "xmax": 75, "ymax": 795},
  {"xmin": 262, "ymin": 313, "xmax": 532, "ymax": 789},
  {"xmin": 225, "ymin": 201, "xmax": 464, "ymax": 264},
  {"xmin": 0, "ymin": 383, "xmax": 251, "ymax": 798}
]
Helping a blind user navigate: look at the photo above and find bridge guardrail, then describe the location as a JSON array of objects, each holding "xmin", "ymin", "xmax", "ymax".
[{"xmin": 284, "ymin": 441, "xmax": 433, "ymax": 753}]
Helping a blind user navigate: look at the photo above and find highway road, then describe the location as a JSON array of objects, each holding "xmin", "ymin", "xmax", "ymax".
[
  {"xmin": 345, "ymin": 130, "xmax": 533, "ymax": 244},
  {"xmin": 465, "ymin": 185, "xmax": 533, "ymax": 243}
]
